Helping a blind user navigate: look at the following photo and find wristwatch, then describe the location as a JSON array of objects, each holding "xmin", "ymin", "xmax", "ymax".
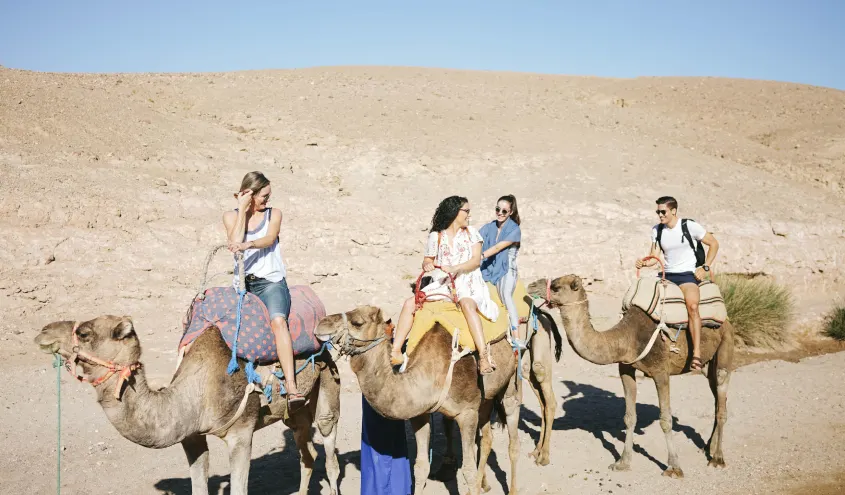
[{"xmin": 702, "ymin": 265, "xmax": 710, "ymax": 272}]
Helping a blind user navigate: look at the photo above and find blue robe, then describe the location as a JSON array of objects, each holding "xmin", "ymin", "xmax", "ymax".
[
  {"xmin": 361, "ymin": 397, "xmax": 412, "ymax": 495},
  {"xmin": 479, "ymin": 218, "xmax": 522, "ymax": 284}
]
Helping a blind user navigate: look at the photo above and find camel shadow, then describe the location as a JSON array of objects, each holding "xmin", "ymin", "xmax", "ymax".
[
  {"xmin": 519, "ymin": 380, "xmax": 706, "ymax": 471},
  {"xmin": 154, "ymin": 427, "xmax": 355, "ymax": 494}
]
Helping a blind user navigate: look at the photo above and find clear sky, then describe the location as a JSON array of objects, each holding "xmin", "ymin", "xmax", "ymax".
[{"xmin": 2, "ymin": 0, "xmax": 843, "ymax": 90}]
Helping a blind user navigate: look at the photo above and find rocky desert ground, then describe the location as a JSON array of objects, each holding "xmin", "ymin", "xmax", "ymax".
[{"xmin": 1, "ymin": 65, "xmax": 844, "ymax": 494}]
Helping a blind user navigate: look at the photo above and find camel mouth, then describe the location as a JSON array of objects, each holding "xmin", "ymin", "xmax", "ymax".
[
  {"xmin": 34, "ymin": 336, "xmax": 61, "ymax": 354},
  {"xmin": 314, "ymin": 332, "xmax": 334, "ymax": 342}
]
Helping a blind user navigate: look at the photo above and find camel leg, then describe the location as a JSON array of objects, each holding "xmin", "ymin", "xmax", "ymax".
[
  {"xmin": 654, "ymin": 373, "xmax": 683, "ymax": 478},
  {"xmin": 475, "ymin": 418, "xmax": 493, "ymax": 494},
  {"xmin": 455, "ymin": 410, "xmax": 481, "ymax": 495},
  {"xmin": 442, "ymin": 416, "xmax": 457, "ymax": 467},
  {"xmin": 527, "ymin": 340, "xmax": 556, "ymax": 466},
  {"xmin": 610, "ymin": 363, "xmax": 637, "ymax": 471},
  {"xmin": 291, "ymin": 410, "xmax": 318, "ymax": 495},
  {"xmin": 503, "ymin": 381, "xmax": 522, "ymax": 494},
  {"xmin": 316, "ymin": 370, "xmax": 341, "ymax": 494},
  {"xmin": 410, "ymin": 414, "xmax": 432, "ymax": 494},
  {"xmin": 707, "ymin": 337, "xmax": 732, "ymax": 468},
  {"xmin": 223, "ymin": 426, "xmax": 254, "ymax": 495},
  {"xmin": 181, "ymin": 435, "xmax": 210, "ymax": 495}
]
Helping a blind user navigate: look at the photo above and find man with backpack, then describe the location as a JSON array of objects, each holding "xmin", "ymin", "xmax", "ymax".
[{"xmin": 635, "ymin": 196, "xmax": 720, "ymax": 371}]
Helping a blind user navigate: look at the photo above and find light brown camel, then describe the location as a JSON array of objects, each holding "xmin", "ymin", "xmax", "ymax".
[
  {"xmin": 442, "ymin": 302, "xmax": 562, "ymax": 467},
  {"xmin": 35, "ymin": 315, "xmax": 341, "ymax": 495},
  {"xmin": 526, "ymin": 275, "xmax": 734, "ymax": 478},
  {"xmin": 315, "ymin": 305, "xmax": 525, "ymax": 495}
]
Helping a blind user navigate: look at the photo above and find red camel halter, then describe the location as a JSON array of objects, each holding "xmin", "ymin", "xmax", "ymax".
[{"xmin": 62, "ymin": 322, "xmax": 143, "ymax": 400}]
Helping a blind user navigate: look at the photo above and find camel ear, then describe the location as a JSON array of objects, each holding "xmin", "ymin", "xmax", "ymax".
[
  {"xmin": 113, "ymin": 317, "xmax": 135, "ymax": 340},
  {"xmin": 569, "ymin": 278, "xmax": 581, "ymax": 291}
]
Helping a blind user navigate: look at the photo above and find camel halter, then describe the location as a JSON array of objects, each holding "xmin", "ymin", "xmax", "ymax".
[
  {"xmin": 61, "ymin": 321, "xmax": 142, "ymax": 400},
  {"xmin": 332, "ymin": 312, "xmax": 392, "ymax": 357}
]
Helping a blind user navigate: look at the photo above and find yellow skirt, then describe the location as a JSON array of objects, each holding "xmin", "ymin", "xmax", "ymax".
[{"xmin": 405, "ymin": 280, "xmax": 533, "ymax": 356}]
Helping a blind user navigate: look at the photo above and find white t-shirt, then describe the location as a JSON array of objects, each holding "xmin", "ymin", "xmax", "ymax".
[{"xmin": 650, "ymin": 219, "xmax": 706, "ymax": 274}]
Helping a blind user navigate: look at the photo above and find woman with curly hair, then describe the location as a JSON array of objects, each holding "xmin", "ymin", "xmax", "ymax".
[{"xmin": 390, "ymin": 196, "xmax": 499, "ymax": 375}]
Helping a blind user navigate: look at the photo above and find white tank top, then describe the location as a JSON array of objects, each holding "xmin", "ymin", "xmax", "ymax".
[{"xmin": 233, "ymin": 208, "xmax": 286, "ymax": 286}]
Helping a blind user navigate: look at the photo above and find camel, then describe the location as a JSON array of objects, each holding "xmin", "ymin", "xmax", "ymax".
[
  {"xmin": 526, "ymin": 275, "xmax": 734, "ymax": 478},
  {"xmin": 315, "ymin": 305, "xmax": 531, "ymax": 495},
  {"xmin": 34, "ymin": 315, "xmax": 341, "ymax": 495}
]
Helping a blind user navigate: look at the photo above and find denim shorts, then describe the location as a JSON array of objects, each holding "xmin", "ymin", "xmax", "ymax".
[
  {"xmin": 665, "ymin": 271, "xmax": 698, "ymax": 287},
  {"xmin": 245, "ymin": 275, "xmax": 291, "ymax": 321}
]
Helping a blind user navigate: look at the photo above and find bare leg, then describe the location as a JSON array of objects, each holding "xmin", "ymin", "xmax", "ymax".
[
  {"xmin": 680, "ymin": 283, "xmax": 702, "ymax": 370},
  {"xmin": 410, "ymin": 415, "xmax": 432, "ymax": 494},
  {"xmin": 223, "ymin": 427, "xmax": 254, "ymax": 495},
  {"xmin": 182, "ymin": 435, "xmax": 210, "ymax": 495},
  {"xmin": 391, "ymin": 297, "xmax": 417, "ymax": 365},
  {"xmin": 610, "ymin": 363, "xmax": 637, "ymax": 471},
  {"xmin": 654, "ymin": 373, "xmax": 683, "ymax": 478},
  {"xmin": 459, "ymin": 298, "xmax": 494, "ymax": 374},
  {"xmin": 271, "ymin": 316, "xmax": 301, "ymax": 398},
  {"xmin": 708, "ymin": 330, "xmax": 733, "ymax": 468}
]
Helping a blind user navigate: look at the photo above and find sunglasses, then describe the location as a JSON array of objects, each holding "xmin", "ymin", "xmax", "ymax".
[
  {"xmin": 495, "ymin": 207, "xmax": 510, "ymax": 215},
  {"xmin": 656, "ymin": 209, "xmax": 668, "ymax": 216},
  {"xmin": 460, "ymin": 208, "xmax": 471, "ymax": 214}
]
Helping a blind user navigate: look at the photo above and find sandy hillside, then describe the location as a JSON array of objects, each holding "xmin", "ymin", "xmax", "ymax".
[{"xmin": 1, "ymin": 66, "xmax": 844, "ymax": 494}]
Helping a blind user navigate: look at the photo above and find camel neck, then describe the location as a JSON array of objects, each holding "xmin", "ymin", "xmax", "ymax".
[
  {"xmin": 557, "ymin": 296, "xmax": 623, "ymax": 366},
  {"xmin": 96, "ymin": 367, "xmax": 199, "ymax": 449},
  {"xmin": 350, "ymin": 340, "xmax": 441, "ymax": 420}
]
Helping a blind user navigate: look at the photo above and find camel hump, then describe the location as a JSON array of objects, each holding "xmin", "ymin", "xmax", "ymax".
[{"xmin": 622, "ymin": 277, "xmax": 727, "ymax": 329}]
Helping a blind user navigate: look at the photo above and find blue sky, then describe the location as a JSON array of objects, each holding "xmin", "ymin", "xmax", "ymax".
[{"xmin": 1, "ymin": 0, "xmax": 843, "ymax": 90}]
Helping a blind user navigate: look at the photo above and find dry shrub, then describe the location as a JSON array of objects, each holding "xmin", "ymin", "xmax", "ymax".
[
  {"xmin": 712, "ymin": 273, "xmax": 793, "ymax": 348},
  {"xmin": 823, "ymin": 303, "xmax": 845, "ymax": 341}
]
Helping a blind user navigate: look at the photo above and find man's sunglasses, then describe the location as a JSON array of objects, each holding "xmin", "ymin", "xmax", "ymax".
[
  {"xmin": 495, "ymin": 207, "xmax": 510, "ymax": 215},
  {"xmin": 656, "ymin": 209, "xmax": 668, "ymax": 216}
]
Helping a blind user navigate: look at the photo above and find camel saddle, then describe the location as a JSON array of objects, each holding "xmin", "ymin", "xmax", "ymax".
[
  {"xmin": 621, "ymin": 276, "xmax": 727, "ymax": 330},
  {"xmin": 405, "ymin": 280, "xmax": 533, "ymax": 356},
  {"xmin": 180, "ymin": 284, "xmax": 326, "ymax": 364}
]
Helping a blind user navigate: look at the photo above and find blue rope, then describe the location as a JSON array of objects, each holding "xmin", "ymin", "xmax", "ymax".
[
  {"xmin": 226, "ymin": 288, "xmax": 247, "ymax": 375},
  {"xmin": 264, "ymin": 341, "xmax": 331, "ymax": 402}
]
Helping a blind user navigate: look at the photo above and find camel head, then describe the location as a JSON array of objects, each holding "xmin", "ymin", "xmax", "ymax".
[
  {"xmin": 34, "ymin": 316, "xmax": 143, "ymax": 398},
  {"xmin": 527, "ymin": 275, "xmax": 589, "ymax": 308},
  {"xmin": 314, "ymin": 305, "xmax": 393, "ymax": 356}
]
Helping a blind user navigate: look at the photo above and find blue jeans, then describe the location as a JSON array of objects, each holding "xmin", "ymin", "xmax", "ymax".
[{"xmin": 245, "ymin": 275, "xmax": 291, "ymax": 321}]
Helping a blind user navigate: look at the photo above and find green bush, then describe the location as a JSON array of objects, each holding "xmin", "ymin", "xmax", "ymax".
[
  {"xmin": 823, "ymin": 304, "xmax": 845, "ymax": 341},
  {"xmin": 712, "ymin": 273, "xmax": 793, "ymax": 348}
]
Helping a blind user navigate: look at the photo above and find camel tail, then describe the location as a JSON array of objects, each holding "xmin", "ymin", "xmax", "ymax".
[
  {"xmin": 539, "ymin": 309, "xmax": 563, "ymax": 362},
  {"xmin": 491, "ymin": 399, "xmax": 507, "ymax": 430}
]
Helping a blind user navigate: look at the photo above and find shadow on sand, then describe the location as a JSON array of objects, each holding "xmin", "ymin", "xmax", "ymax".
[
  {"xmin": 520, "ymin": 380, "xmax": 707, "ymax": 470},
  {"xmin": 154, "ymin": 428, "xmax": 358, "ymax": 495}
]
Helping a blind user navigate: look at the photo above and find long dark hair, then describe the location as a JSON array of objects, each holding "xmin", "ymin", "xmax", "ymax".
[
  {"xmin": 498, "ymin": 194, "xmax": 521, "ymax": 225},
  {"xmin": 430, "ymin": 196, "xmax": 468, "ymax": 233}
]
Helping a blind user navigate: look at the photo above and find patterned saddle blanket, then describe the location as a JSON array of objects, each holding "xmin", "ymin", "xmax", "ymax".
[
  {"xmin": 621, "ymin": 276, "xmax": 727, "ymax": 329},
  {"xmin": 180, "ymin": 284, "xmax": 326, "ymax": 364}
]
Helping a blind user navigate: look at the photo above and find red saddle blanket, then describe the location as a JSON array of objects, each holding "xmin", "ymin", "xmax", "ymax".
[{"xmin": 179, "ymin": 284, "xmax": 326, "ymax": 364}]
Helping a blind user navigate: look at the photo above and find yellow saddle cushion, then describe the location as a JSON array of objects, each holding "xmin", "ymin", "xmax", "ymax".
[{"xmin": 405, "ymin": 280, "xmax": 533, "ymax": 356}]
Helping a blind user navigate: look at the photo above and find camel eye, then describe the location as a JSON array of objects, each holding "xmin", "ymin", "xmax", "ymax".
[
  {"xmin": 76, "ymin": 328, "xmax": 92, "ymax": 340},
  {"xmin": 350, "ymin": 318, "xmax": 365, "ymax": 327}
]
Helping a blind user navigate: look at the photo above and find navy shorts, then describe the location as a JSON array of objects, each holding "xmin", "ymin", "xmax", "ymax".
[
  {"xmin": 665, "ymin": 271, "xmax": 698, "ymax": 287},
  {"xmin": 245, "ymin": 275, "xmax": 291, "ymax": 321}
]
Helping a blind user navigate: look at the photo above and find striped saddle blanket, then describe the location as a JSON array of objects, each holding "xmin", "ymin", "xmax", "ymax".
[
  {"xmin": 621, "ymin": 276, "xmax": 727, "ymax": 329},
  {"xmin": 179, "ymin": 284, "xmax": 326, "ymax": 364}
]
